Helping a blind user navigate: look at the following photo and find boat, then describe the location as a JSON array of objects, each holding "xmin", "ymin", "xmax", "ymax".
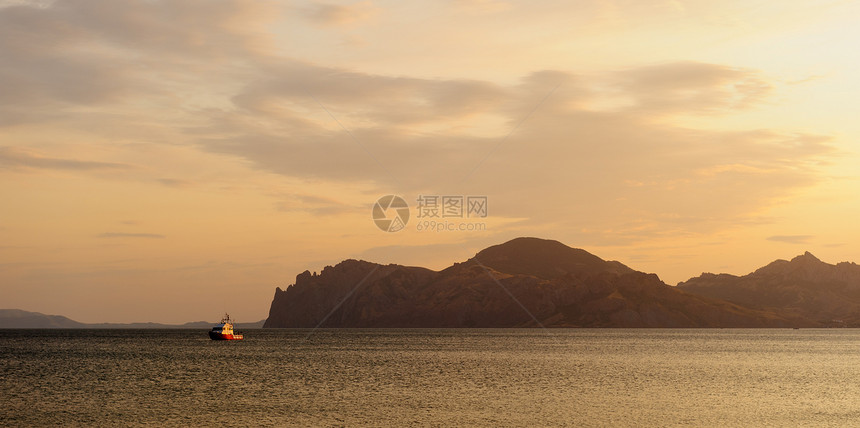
[{"xmin": 208, "ymin": 313, "xmax": 244, "ymax": 340}]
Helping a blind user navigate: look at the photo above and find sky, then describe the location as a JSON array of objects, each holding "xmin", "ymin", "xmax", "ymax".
[{"xmin": 2, "ymin": 0, "xmax": 860, "ymax": 324}]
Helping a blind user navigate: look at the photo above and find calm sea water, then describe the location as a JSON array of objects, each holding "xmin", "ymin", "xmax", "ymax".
[{"xmin": 3, "ymin": 329, "xmax": 860, "ymax": 427}]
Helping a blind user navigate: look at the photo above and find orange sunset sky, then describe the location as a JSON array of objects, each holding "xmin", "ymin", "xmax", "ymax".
[{"xmin": 2, "ymin": 0, "xmax": 860, "ymax": 323}]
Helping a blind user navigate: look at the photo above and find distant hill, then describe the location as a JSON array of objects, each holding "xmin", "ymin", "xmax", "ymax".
[
  {"xmin": 678, "ymin": 252, "xmax": 860, "ymax": 326},
  {"xmin": 0, "ymin": 309, "xmax": 88, "ymax": 328},
  {"xmin": 264, "ymin": 237, "xmax": 803, "ymax": 328},
  {"xmin": 0, "ymin": 309, "xmax": 265, "ymax": 329}
]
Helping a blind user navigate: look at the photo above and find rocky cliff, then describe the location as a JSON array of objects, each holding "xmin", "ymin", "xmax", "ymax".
[
  {"xmin": 678, "ymin": 252, "xmax": 860, "ymax": 326},
  {"xmin": 264, "ymin": 237, "xmax": 803, "ymax": 328}
]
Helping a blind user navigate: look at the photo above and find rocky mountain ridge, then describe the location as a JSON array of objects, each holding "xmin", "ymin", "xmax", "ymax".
[
  {"xmin": 264, "ymin": 237, "xmax": 808, "ymax": 328},
  {"xmin": 678, "ymin": 251, "xmax": 860, "ymax": 326}
]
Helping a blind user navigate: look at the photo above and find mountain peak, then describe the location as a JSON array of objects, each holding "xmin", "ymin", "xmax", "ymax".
[
  {"xmin": 479, "ymin": 237, "xmax": 569, "ymax": 253},
  {"xmin": 749, "ymin": 252, "xmax": 826, "ymax": 277},
  {"xmin": 677, "ymin": 251, "xmax": 860, "ymax": 326},
  {"xmin": 473, "ymin": 237, "xmax": 631, "ymax": 279},
  {"xmin": 790, "ymin": 251, "xmax": 822, "ymax": 264}
]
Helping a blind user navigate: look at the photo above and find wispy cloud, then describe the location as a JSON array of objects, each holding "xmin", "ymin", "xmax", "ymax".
[
  {"xmin": 0, "ymin": 0, "xmax": 275, "ymax": 126},
  {"xmin": 197, "ymin": 60, "xmax": 834, "ymax": 241},
  {"xmin": 614, "ymin": 61, "xmax": 772, "ymax": 115},
  {"xmin": 157, "ymin": 178, "xmax": 191, "ymax": 188},
  {"xmin": 302, "ymin": 1, "xmax": 377, "ymax": 27},
  {"xmin": 0, "ymin": 147, "xmax": 128, "ymax": 171},
  {"xmin": 1, "ymin": 1, "xmax": 832, "ymax": 244},
  {"xmin": 97, "ymin": 233, "xmax": 166, "ymax": 239},
  {"xmin": 275, "ymin": 193, "xmax": 358, "ymax": 216},
  {"xmin": 767, "ymin": 235, "xmax": 814, "ymax": 244}
]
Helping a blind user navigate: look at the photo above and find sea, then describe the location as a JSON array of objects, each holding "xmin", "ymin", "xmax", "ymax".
[{"xmin": 3, "ymin": 328, "xmax": 860, "ymax": 427}]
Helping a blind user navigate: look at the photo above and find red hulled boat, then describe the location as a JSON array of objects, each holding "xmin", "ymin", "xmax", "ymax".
[{"xmin": 208, "ymin": 313, "xmax": 244, "ymax": 340}]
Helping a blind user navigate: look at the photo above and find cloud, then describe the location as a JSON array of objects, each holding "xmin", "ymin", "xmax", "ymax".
[
  {"xmin": 230, "ymin": 60, "xmax": 509, "ymax": 126},
  {"xmin": 157, "ymin": 178, "xmax": 191, "ymax": 188},
  {"xmin": 302, "ymin": 2, "xmax": 377, "ymax": 27},
  {"xmin": 0, "ymin": 0, "xmax": 273, "ymax": 57},
  {"xmin": 767, "ymin": 235, "xmax": 814, "ymax": 244},
  {"xmin": 97, "ymin": 233, "xmax": 166, "ymax": 239},
  {"xmin": 0, "ymin": 147, "xmax": 128, "ymax": 171},
  {"xmin": 0, "ymin": 0, "xmax": 837, "ymax": 246},
  {"xmin": 0, "ymin": 0, "xmax": 275, "ymax": 125},
  {"xmin": 454, "ymin": 0, "xmax": 512, "ymax": 14},
  {"xmin": 613, "ymin": 61, "xmax": 772, "ymax": 115},
  {"xmin": 275, "ymin": 193, "xmax": 358, "ymax": 216},
  {"xmin": 196, "ymin": 61, "xmax": 834, "ymax": 242}
]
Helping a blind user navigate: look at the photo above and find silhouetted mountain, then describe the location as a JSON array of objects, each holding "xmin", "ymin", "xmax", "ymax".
[
  {"xmin": 1, "ymin": 309, "xmax": 265, "ymax": 329},
  {"xmin": 264, "ymin": 238, "xmax": 802, "ymax": 328},
  {"xmin": 0, "ymin": 309, "xmax": 87, "ymax": 328},
  {"xmin": 678, "ymin": 252, "xmax": 860, "ymax": 326}
]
